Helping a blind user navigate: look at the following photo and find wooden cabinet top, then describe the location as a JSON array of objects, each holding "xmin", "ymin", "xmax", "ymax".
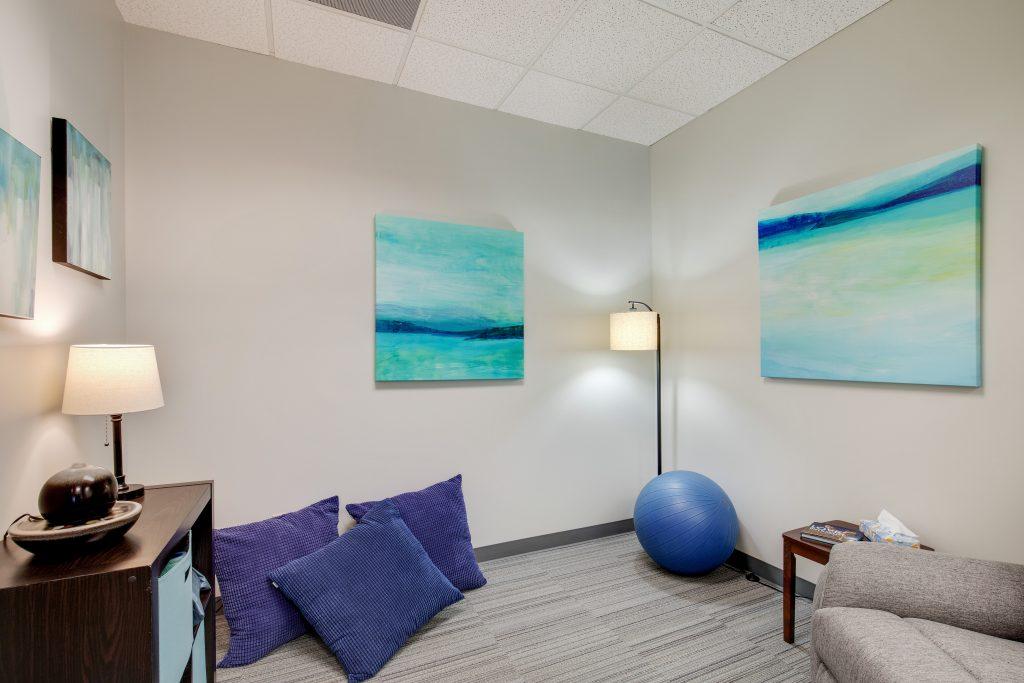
[{"xmin": 0, "ymin": 481, "xmax": 211, "ymax": 589}]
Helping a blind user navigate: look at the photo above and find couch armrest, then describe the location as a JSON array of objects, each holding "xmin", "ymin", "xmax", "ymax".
[{"xmin": 814, "ymin": 542, "xmax": 1024, "ymax": 641}]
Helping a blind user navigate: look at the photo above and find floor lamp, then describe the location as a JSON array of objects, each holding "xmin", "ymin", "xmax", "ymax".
[{"xmin": 610, "ymin": 301, "xmax": 661, "ymax": 475}]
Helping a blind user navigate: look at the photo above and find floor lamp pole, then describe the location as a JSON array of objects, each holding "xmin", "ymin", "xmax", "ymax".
[
  {"xmin": 656, "ymin": 313, "xmax": 662, "ymax": 476},
  {"xmin": 624, "ymin": 300, "xmax": 662, "ymax": 478}
]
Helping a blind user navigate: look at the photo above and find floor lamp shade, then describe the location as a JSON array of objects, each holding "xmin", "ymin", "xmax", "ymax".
[
  {"xmin": 610, "ymin": 311, "xmax": 659, "ymax": 351},
  {"xmin": 63, "ymin": 345, "xmax": 164, "ymax": 415}
]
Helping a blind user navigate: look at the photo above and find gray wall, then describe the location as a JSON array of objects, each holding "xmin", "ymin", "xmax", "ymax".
[
  {"xmin": 651, "ymin": 0, "xmax": 1024, "ymax": 581},
  {"xmin": 123, "ymin": 28, "xmax": 655, "ymax": 543},
  {"xmin": 0, "ymin": 0, "xmax": 126, "ymax": 523}
]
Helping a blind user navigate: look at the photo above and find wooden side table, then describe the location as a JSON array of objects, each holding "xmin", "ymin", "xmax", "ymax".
[{"xmin": 781, "ymin": 520, "xmax": 933, "ymax": 643}]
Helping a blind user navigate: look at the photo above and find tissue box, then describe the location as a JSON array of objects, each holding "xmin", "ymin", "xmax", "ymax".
[{"xmin": 859, "ymin": 519, "xmax": 920, "ymax": 548}]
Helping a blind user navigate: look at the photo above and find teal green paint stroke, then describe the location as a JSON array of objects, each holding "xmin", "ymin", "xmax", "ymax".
[
  {"xmin": 66, "ymin": 122, "xmax": 112, "ymax": 278},
  {"xmin": 0, "ymin": 127, "xmax": 42, "ymax": 319},
  {"xmin": 759, "ymin": 147, "xmax": 981, "ymax": 387},
  {"xmin": 375, "ymin": 214, "xmax": 524, "ymax": 381},
  {"xmin": 375, "ymin": 334, "xmax": 523, "ymax": 381}
]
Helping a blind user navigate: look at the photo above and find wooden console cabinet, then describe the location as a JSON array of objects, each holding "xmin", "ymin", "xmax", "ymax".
[{"xmin": 0, "ymin": 482, "xmax": 215, "ymax": 682}]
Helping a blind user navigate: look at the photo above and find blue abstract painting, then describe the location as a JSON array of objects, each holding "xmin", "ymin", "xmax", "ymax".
[
  {"xmin": 0, "ymin": 127, "xmax": 41, "ymax": 319},
  {"xmin": 758, "ymin": 145, "xmax": 982, "ymax": 387},
  {"xmin": 375, "ymin": 215, "xmax": 524, "ymax": 381}
]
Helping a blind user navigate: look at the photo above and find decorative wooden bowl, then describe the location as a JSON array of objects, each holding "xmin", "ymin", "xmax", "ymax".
[{"xmin": 6, "ymin": 501, "xmax": 143, "ymax": 555}]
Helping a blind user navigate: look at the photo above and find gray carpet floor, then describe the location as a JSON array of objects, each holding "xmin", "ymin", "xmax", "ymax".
[{"xmin": 216, "ymin": 533, "xmax": 813, "ymax": 682}]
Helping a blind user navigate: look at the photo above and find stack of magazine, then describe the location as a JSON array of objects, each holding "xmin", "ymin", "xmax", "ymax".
[{"xmin": 800, "ymin": 522, "xmax": 865, "ymax": 546}]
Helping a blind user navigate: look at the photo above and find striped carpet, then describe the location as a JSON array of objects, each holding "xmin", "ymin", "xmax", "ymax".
[{"xmin": 216, "ymin": 533, "xmax": 813, "ymax": 682}]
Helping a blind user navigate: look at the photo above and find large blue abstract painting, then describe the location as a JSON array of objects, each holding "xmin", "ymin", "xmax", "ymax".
[
  {"xmin": 758, "ymin": 145, "xmax": 982, "ymax": 387},
  {"xmin": 375, "ymin": 215, "xmax": 524, "ymax": 381}
]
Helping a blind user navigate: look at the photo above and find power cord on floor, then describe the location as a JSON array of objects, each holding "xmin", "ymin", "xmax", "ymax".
[{"xmin": 724, "ymin": 563, "xmax": 814, "ymax": 602}]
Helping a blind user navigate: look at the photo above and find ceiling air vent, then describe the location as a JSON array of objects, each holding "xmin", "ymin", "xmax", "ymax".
[{"xmin": 306, "ymin": 0, "xmax": 421, "ymax": 30}]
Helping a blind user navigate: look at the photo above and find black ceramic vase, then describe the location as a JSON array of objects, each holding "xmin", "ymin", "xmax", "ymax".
[{"xmin": 38, "ymin": 463, "xmax": 117, "ymax": 525}]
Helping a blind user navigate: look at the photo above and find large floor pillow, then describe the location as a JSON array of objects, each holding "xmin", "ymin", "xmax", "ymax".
[
  {"xmin": 346, "ymin": 474, "xmax": 486, "ymax": 591},
  {"xmin": 214, "ymin": 496, "xmax": 339, "ymax": 667},
  {"xmin": 270, "ymin": 500, "xmax": 463, "ymax": 682}
]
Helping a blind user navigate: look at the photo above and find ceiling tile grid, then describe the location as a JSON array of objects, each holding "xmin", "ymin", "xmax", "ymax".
[
  {"xmin": 644, "ymin": 0, "xmax": 742, "ymax": 25},
  {"xmin": 713, "ymin": 0, "xmax": 890, "ymax": 59},
  {"xmin": 499, "ymin": 71, "xmax": 617, "ymax": 130},
  {"xmin": 416, "ymin": 0, "xmax": 583, "ymax": 66},
  {"xmin": 117, "ymin": 0, "xmax": 892, "ymax": 145},
  {"xmin": 399, "ymin": 38, "xmax": 525, "ymax": 109},
  {"xmin": 632, "ymin": 28, "xmax": 785, "ymax": 115},
  {"xmin": 585, "ymin": 97, "xmax": 693, "ymax": 146},
  {"xmin": 534, "ymin": 0, "xmax": 701, "ymax": 94},
  {"xmin": 115, "ymin": 0, "xmax": 270, "ymax": 54},
  {"xmin": 272, "ymin": 0, "xmax": 409, "ymax": 84}
]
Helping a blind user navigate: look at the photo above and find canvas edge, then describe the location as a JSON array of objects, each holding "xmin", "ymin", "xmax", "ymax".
[{"xmin": 50, "ymin": 118, "xmax": 113, "ymax": 281}]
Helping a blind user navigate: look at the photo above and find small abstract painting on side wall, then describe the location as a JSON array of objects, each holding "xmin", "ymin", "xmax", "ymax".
[
  {"xmin": 375, "ymin": 214, "xmax": 524, "ymax": 381},
  {"xmin": 758, "ymin": 145, "xmax": 982, "ymax": 387},
  {"xmin": 0, "ymin": 127, "xmax": 42, "ymax": 320},
  {"xmin": 52, "ymin": 118, "xmax": 112, "ymax": 280}
]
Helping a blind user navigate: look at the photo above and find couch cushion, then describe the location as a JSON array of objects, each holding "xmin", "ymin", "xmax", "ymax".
[
  {"xmin": 907, "ymin": 618, "xmax": 1024, "ymax": 682},
  {"xmin": 813, "ymin": 607, "xmax": 975, "ymax": 682}
]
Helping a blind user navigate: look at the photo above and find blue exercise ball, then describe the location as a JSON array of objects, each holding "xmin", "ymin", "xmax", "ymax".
[{"xmin": 634, "ymin": 470, "xmax": 739, "ymax": 575}]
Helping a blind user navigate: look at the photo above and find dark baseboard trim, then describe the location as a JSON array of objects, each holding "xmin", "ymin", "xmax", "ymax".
[
  {"xmin": 470, "ymin": 520, "xmax": 816, "ymax": 601},
  {"xmin": 726, "ymin": 548, "xmax": 816, "ymax": 600},
  {"xmin": 474, "ymin": 519, "xmax": 635, "ymax": 562}
]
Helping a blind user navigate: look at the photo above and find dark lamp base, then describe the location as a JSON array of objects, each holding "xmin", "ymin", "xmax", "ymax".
[{"xmin": 117, "ymin": 483, "xmax": 145, "ymax": 500}]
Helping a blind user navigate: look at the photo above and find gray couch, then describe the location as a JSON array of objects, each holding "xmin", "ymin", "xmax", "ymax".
[{"xmin": 810, "ymin": 542, "xmax": 1024, "ymax": 682}]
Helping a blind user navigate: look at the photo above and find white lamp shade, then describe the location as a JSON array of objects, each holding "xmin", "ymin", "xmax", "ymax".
[
  {"xmin": 610, "ymin": 311, "xmax": 659, "ymax": 351},
  {"xmin": 62, "ymin": 345, "xmax": 165, "ymax": 415}
]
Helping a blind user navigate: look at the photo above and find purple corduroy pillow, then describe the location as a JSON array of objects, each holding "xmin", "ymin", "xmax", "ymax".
[
  {"xmin": 346, "ymin": 474, "xmax": 486, "ymax": 591},
  {"xmin": 214, "ymin": 496, "xmax": 339, "ymax": 667}
]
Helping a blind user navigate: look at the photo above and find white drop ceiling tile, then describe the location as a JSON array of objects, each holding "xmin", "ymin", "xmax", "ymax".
[
  {"xmin": 272, "ymin": 0, "xmax": 408, "ymax": 84},
  {"xmin": 632, "ymin": 29, "xmax": 783, "ymax": 114},
  {"xmin": 416, "ymin": 0, "xmax": 582, "ymax": 66},
  {"xmin": 645, "ymin": 0, "xmax": 743, "ymax": 25},
  {"xmin": 535, "ymin": 0, "xmax": 700, "ymax": 94},
  {"xmin": 499, "ymin": 71, "xmax": 616, "ymax": 129},
  {"xmin": 584, "ymin": 97, "xmax": 692, "ymax": 146},
  {"xmin": 115, "ymin": 0, "xmax": 269, "ymax": 53},
  {"xmin": 399, "ymin": 38, "xmax": 525, "ymax": 109},
  {"xmin": 712, "ymin": 0, "xmax": 889, "ymax": 59}
]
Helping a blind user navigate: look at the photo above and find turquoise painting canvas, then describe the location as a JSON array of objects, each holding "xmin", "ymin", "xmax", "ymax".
[
  {"xmin": 758, "ymin": 145, "xmax": 981, "ymax": 387},
  {"xmin": 375, "ymin": 215, "xmax": 524, "ymax": 381},
  {"xmin": 0, "ymin": 127, "xmax": 41, "ymax": 319}
]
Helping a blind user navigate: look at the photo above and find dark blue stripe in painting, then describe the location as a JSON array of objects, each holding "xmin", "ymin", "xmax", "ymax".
[
  {"xmin": 758, "ymin": 163, "xmax": 980, "ymax": 242},
  {"xmin": 377, "ymin": 319, "xmax": 524, "ymax": 340}
]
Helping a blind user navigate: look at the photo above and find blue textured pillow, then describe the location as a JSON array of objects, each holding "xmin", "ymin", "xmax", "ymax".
[
  {"xmin": 214, "ymin": 496, "xmax": 339, "ymax": 667},
  {"xmin": 269, "ymin": 500, "xmax": 463, "ymax": 682},
  {"xmin": 346, "ymin": 474, "xmax": 486, "ymax": 591}
]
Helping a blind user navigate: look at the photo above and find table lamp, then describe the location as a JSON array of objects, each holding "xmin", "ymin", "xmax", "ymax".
[
  {"xmin": 610, "ymin": 301, "xmax": 661, "ymax": 475},
  {"xmin": 62, "ymin": 344, "xmax": 164, "ymax": 499}
]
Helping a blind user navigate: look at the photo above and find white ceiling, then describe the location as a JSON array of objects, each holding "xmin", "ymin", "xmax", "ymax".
[{"xmin": 115, "ymin": 0, "xmax": 889, "ymax": 146}]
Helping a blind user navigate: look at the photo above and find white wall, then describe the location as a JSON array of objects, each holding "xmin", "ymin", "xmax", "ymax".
[
  {"xmin": 651, "ymin": 0, "xmax": 1024, "ymax": 582},
  {"xmin": 0, "ymin": 0, "xmax": 126, "ymax": 524},
  {"xmin": 123, "ymin": 28, "xmax": 655, "ymax": 543}
]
